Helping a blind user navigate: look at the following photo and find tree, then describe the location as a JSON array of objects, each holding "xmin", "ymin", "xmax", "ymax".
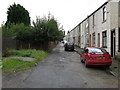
[
  {"xmin": 6, "ymin": 3, "xmax": 30, "ymax": 26},
  {"xmin": 47, "ymin": 18, "xmax": 59, "ymax": 41},
  {"xmin": 2, "ymin": 23, "xmax": 16, "ymax": 38},
  {"xmin": 14, "ymin": 23, "xmax": 33, "ymax": 43},
  {"xmin": 2, "ymin": 23, "xmax": 32, "ymax": 43},
  {"xmin": 32, "ymin": 17, "xmax": 48, "ymax": 43},
  {"xmin": 32, "ymin": 15, "xmax": 64, "ymax": 43}
]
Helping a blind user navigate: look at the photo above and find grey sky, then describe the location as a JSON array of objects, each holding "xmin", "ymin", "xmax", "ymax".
[{"xmin": 0, "ymin": 0, "xmax": 107, "ymax": 34}]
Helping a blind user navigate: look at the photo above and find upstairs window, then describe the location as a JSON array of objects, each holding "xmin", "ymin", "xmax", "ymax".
[
  {"xmin": 118, "ymin": 28, "xmax": 120, "ymax": 52},
  {"xmin": 119, "ymin": 1, "xmax": 120, "ymax": 17},
  {"xmin": 92, "ymin": 14, "xmax": 95, "ymax": 27},
  {"xmin": 103, "ymin": 7, "xmax": 107, "ymax": 22}
]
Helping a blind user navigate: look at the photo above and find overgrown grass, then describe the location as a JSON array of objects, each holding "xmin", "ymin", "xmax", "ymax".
[
  {"xmin": 2, "ymin": 58, "xmax": 34, "ymax": 73},
  {"xmin": 2, "ymin": 49, "xmax": 48, "ymax": 73}
]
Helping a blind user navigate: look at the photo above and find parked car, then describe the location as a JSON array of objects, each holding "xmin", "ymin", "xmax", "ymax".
[
  {"xmin": 80, "ymin": 47, "xmax": 112, "ymax": 68},
  {"xmin": 64, "ymin": 42, "xmax": 74, "ymax": 51}
]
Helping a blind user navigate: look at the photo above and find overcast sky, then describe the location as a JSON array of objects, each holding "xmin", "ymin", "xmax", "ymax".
[{"xmin": 0, "ymin": 0, "xmax": 107, "ymax": 34}]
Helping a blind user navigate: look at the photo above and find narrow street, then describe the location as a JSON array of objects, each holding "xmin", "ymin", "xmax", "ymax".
[{"xmin": 3, "ymin": 43, "xmax": 118, "ymax": 88}]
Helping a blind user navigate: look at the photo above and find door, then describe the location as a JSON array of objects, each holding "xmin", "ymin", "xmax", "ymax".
[
  {"xmin": 81, "ymin": 49, "xmax": 88, "ymax": 61},
  {"xmin": 111, "ymin": 30, "xmax": 115, "ymax": 57}
]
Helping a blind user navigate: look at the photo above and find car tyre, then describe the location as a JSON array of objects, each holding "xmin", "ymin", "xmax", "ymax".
[
  {"xmin": 105, "ymin": 65, "xmax": 110, "ymax": 68},
  {"xmin": 85, "ymin": 60, "xmax": 89, "ymax": 68},
  {"xmin": 65, "ymin": 48, "xmax": 67, "ymax": 51},
  {"xmin": 81, "ymin": 59, "xmax": 84, "ymax": 63},
  {"xmin": 80, "ymin": 55, "xmax": 84, "ymax": 63}
]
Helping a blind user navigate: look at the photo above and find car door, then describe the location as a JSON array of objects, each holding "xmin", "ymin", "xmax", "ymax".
[{"xmin": 81, "ymin": 49, "xmax": 88, "ymax": 61}]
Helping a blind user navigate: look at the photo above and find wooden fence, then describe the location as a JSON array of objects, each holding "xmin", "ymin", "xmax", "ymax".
[{"xmin": 2, "ymin": 38, "xmax": 57, "ymax": 54}]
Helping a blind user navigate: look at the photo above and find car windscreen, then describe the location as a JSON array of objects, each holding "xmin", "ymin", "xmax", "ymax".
[
  {"xmin": 89, "ymin": 48, "xmax": 107, "ymax": 54},
  {"xmin": 67, "ymin": 43, "xmax": 74, "ymax": 45}
]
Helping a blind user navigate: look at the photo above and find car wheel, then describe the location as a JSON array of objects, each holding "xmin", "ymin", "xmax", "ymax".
[
  {"xmin": 81, "ymin": 59, "xmax": 84, "ymax": 63},
  {"xmin": 65, "ymin": 48, "xmax": 67, "ymax": 51},
  {"xmin": 85, "ymin": 60, "xmax": 89, "ymax": 68},
  {"xmin": 105, "ymin": 65, "xmax": 110, "ymax": 68},
  {"xmin": 80, "ymin": 55, "xmax": 84, "ymax": 63}
]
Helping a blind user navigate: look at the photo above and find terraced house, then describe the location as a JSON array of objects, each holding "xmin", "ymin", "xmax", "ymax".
[{"xmin": 65, "ymin": 0, "xmax": 120, "ymax": 57}]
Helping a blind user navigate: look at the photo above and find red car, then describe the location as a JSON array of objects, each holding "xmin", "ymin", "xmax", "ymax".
[{"xmin": 80, "ymin": 47, "xmax": 112, "ymax": 68}]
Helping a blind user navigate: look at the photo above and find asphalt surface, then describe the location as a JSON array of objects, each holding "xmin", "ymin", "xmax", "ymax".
[{"xmin": 2, "ymin": 43, "xmax": 118, "ymax": 88}]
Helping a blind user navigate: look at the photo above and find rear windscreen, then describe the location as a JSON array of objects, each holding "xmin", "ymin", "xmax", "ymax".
[
  {"xmin": 67, "ymin": 43, "xmax": 74, "ymax": 45},
  {"xmin": 89, "ymin": 48, "xmax": 107, "ymax": 54}
]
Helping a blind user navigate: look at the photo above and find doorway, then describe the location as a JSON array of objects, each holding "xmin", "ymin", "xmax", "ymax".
[{"xmin": 111, "ymin": 30, "xmax": 116, "ymax": 57}]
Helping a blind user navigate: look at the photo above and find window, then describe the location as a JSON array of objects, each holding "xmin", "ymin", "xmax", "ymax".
[
  {"xmin": 119, "ymin": 1, "xmax": 120, "ymax": 17},
  {"xmin": 93, "ymin": 14, "xmax": 95, "ymax": 27},
  {"xmin": 102, "ymin": 31, "xmax": 107, "ymax": 48},
  {"xmin": 82, "ymin": 35, "xmax": 84, "ymax": 44},
  {"xmin": 89, "ymin": 35, "xmax": 91, "ymax": 47},
  {"xmin": 119, "ymin": 28, "xmax": 120, "ymax": 52},
  {"xmin": 78, "ymin": 36, "xmax": 80, "ymax": 45},
  {"xmin": 98, "ymin": 33, "xmax": 100, "ymax": 47},
  {"xmin": 67, "ymin": 43, "xmax": 74, "ymax": 45},
  {"xmin": 79, "ymin": 25, "xmax": 81, "ymax": 33},
  {"xmin": 68, "ymin": 38, "xmax": 70, "ymax": 42},
  {"xmin": 86, "ymin": 19, "xmax": 89, "ymax": 29},
  {"xmin": 103, "ymin": 7, "xmax": 107, "ymax": 22},
  {"xmin": 92, "ymin": 33, "xmax": 95, "ymax": 46},
  {"xmin": 89, "ymin": 48, "xmax": 107, "ymax": 54}
]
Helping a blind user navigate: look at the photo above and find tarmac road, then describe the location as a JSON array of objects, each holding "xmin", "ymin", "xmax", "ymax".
[{"xmin": 2, "ymin": 43, "xmax": 118, "ymax": 88}]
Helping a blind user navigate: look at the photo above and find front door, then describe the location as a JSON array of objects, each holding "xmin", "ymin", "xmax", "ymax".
[{"xmin": 111, "ymin": 30, "xmax": 115, "ymax": 57}]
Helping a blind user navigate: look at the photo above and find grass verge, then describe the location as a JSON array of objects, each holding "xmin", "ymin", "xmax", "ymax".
[
  {"xmin": 2, "ymin": 58, "xmax": 34, "ymax": 73},
  {"xmin": 2, "ymin": 49, "xmax": 48, "ymax": 73}
]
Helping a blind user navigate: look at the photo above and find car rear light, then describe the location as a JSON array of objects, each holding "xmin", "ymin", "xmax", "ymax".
[{"xmin": 107, "ymin": 55, "xmax": 112, "ymax": 59}]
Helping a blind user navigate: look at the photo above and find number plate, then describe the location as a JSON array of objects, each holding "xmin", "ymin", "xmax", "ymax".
[{"xmin": 97, "ymin": 57, "xmax": 105, "ymax": 59}]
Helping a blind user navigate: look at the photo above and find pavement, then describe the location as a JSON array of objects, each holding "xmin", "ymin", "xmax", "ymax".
[{"xmin": 74, "ymin": 46, "xmax": 120, "ymax": 80}]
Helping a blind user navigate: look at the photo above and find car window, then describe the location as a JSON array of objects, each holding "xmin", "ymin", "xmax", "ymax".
[
  {"xmin": 67, "ymin": 43, "xmax": 74, "ymax": 45},
  {"xmin": 89, "ymin": 48, "xmax": 107, "ymax": 54}
]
